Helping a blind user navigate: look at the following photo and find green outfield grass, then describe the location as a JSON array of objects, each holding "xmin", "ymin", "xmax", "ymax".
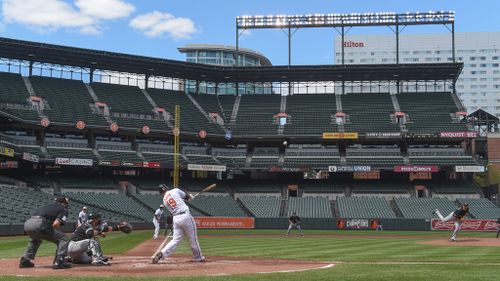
[{"xmin": 1, "ymin": 229, "xmax": 499, "ymax": 281}]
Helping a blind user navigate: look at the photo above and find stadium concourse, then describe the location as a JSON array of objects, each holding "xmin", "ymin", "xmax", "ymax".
[{"xmin": 0, "ymin": 37, "xmax": 498, "ymax": 234}]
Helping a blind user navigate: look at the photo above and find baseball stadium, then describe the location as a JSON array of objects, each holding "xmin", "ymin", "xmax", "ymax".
[{"xmin": 1, "ymin": 9, "xmax": 500, "ymax": 281}]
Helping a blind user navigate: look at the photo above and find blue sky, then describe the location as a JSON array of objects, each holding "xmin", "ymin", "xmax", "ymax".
[{"xmin": 0, "ymin": 0, "xmax": 498, "ymax": 65}]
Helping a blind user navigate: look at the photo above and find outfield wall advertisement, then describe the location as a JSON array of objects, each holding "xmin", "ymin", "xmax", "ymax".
[
  {"xmin": 431, "ymin": 219, "xmax": 498, "ymax": 231},
  {"xmin": 194, "ymin": 217, "xmax": 255, "ymax": 229}
]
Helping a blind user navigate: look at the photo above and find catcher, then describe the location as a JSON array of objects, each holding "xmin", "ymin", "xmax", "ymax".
[
  {"xmin": 68, "ymin": 213, "xmax": 132, "ymax": 266},
  {"xmin": 433, "ymin": 203, "xmax": 469, "ymax": 242},
  {"xmin": 286, "ymin": 211, "xmax": 304, "ymax": 237}
]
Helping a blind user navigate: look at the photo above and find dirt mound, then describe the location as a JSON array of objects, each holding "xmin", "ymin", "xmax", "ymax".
[{"xmin": 418, "ymin": 237, "xmax": 500, "ymax": 247}]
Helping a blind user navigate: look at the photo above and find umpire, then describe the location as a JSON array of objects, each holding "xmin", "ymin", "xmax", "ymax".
[{"xmin": 19, "ymin": 196, "xmax": 72, "ymax": 269}]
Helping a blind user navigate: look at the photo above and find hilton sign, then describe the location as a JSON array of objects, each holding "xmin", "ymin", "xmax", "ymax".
[{"xmin": 343, "ymin": 41, "xmax": 364, "ymax": 48}]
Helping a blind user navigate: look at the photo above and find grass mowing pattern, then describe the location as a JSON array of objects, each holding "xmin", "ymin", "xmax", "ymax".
[{"xmin": 1, "ymin": 229, "xmax": 500, "ymax": 280}]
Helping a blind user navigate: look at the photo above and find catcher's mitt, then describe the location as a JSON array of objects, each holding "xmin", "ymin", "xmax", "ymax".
[{"xmin": 118, "ymin": 221, "xmax": 133, "ymax": 234}]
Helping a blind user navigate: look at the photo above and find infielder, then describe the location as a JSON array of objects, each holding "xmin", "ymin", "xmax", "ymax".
[
  {"xmin": 153, "ymin": 205, "xmax": 165, "ymax": 240},
  {"xmin": 433, "ymin": 203, "xmax": 469, "ymax": 241},
  {"xmin": 152, "ymin": 184, "xmax": 205, "ymax": 264},
  {"xmin": 286, "ymin": 211, "xmax": 304, "ymax": 237},
  {"xmin": 77, "ymin": 206, "xmax": 88, "ymax": 227},
  {"xmin": 496, "ymin": 218, "xmax": 500, "ymax": 238}
]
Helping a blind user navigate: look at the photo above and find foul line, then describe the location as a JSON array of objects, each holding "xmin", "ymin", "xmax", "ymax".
[{"xmin": 256, "ymin": 263, "xmax": 335, "ymax": 274}]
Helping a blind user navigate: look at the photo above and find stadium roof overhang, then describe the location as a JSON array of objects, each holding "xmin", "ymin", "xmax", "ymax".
[{"xmin": 0, "ymin": 37, "xmax": 462, "ymax": 83}]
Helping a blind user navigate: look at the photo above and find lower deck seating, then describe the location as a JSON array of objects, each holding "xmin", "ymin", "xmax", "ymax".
[
  {"xmin": 239, "ymin": 196, "xmax": 281, "ymax": 218},
  {"xmin": 394, "ymin": 197, "xmax": 457, "ymax": 219},
  {"xmin": 189, "ymin": 194, "xmax": 247, "ymax": 217},
  {"xmin": 65, "ymin": 192, "xmax": 151, "ymax": 221},
  {"xmin": 456, "ymin": 198, "xmax": 500, "ymax": 219},
  {"xmin": 337, "ymin": 197, "xmax": 396, "ymax": 219},
  {"xmin": 288, "ymin": 197, "xmax": 332, "ymax": 218}
]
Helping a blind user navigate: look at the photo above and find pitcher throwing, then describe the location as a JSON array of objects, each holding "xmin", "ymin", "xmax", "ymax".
[
  {"xmin": 433, "ymin": 203, "xmax": 469, "ymax": 242},
  {"xmin": 152, "ymin": 184, "xmax": 205, "ymax": 264}
]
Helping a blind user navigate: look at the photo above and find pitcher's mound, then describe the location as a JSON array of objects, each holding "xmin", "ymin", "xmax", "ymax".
[{"xmin": 419, "ymin": 237, "xmax": 500, "ymax": 247}]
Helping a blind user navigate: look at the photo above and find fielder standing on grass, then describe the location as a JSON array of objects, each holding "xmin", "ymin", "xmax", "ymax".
[
  {"xmin": 152, "ymin": 204, "xmax": 165, "ymax": 240},
  {"xmin": 152, "ymin": 184, "xmax": 205, "ymax": 264},
  {"xmin": 286, "ymin": 211, "xmax": 304, "ymax": 237},
  {"xmin": 433, "ymin": 203, "xmax": 469, "ymax": 242},
  {"xmin": 496, "ymin": 218, "xmax": 500, "ymax": 238},
  {"xmin": 77, "ymin": 206, "xmax": 88, "ymax": 228}
]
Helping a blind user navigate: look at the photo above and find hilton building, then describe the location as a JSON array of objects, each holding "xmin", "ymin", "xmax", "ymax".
[{"xmin": 335, "ymin": 32, "xmax": 500, "ymax": 118}]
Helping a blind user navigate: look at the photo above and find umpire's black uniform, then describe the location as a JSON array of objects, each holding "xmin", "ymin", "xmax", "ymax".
[{"xmin": 19, "ymin": 197, "xmax": 71, "ymax": 269}]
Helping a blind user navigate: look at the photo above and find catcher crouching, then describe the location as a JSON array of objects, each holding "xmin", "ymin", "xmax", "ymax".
[{"xmin": 68, "ymin": 213, "xmax": 132, "ymax": 266}]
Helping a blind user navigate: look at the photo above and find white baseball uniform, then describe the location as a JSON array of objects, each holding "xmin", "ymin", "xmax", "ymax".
[
  {"xmin": 158, "ymin": 188, "xmax": 204, "ymax": 262},
  {"xmin": 153, "ymin": 208, "xmax": 163, "ymax": 239},
  {"xmin": 78, "ymin": 210, "xmax": 88, "ymax": 227}
]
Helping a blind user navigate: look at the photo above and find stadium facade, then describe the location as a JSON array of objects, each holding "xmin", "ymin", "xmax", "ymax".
[
  {"xmin": 178, "ymin": 44, "xmax": 273, "ymax": 95},
  {"xmin": 335, "ymin": 32, "xmax": 500, "ymax": 118}
]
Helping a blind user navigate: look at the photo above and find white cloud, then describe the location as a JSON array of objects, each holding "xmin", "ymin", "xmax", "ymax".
[
  {"xmin": 129, "ymin": 11, "xmax": 198, "ymax": 40},
  {"xmin": 2, "ymin": 0, "xmax": 135, "ymax": 34},
  {"xmin": 75, "ymin": 0, "xmax": 135, "ymax": 20}
]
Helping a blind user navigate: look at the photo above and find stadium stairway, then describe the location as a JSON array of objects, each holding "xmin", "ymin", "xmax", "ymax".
[
  {"xmin": 280, "ymin": 199, "xmax": 289, "ymax": 217},
  {"xmin": 389, "ymin": 199, "xmax": 405, "ymax": 218},
  {"xmin": 331, "ymin": 200, "xmax": 339, "ymax": 218},
  {"xmin": 234, "ymin": 197, "xmax": 255, "ymax": 217},
  {"xmin": 229, "ymin": 95, "xmax": 241, "ymax": 127}
]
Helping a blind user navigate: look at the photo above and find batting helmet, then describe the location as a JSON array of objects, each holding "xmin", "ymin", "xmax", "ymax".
[{"xmin": 158, "ymin": 184, "xmax": 169, "ymax": 194}]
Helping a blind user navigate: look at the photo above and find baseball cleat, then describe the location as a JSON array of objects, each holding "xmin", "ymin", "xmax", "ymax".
[
  {"xmin": 19, "ymin": 257, "xmax": 34, "ymax": 268},
  {"xmin": 451, "ymin": 238, "xmax": 457, "ymax": 242},
  {"xmin": 152, "ymin": 252, "xmax": 163, "ymax": 264},
  {"xmin": 432, "ymin": 209, "xmax": 438, "ymax": 215}
]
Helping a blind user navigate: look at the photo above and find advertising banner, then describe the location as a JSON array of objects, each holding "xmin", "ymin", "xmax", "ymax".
[
  {"xmin": 346, "ymin": 219, "xmax": 370, "ymax": 229},
  {"xmin": 431, "ymin": 219, "xmax": 498, "ymax": 231},
  {"xmin": 143, "ymin": 162, "xmax": 161, "ymax": 168},
  {"xmin": 55, "ymin": 158, "xmax": 93, "ymax": 166},
  {"xmin": 187, "ymin": 164, "xmax": 227, "ymax": 172},
  {"xmin": 455, "ymin": 166, "xmax": 485, "ymax": 173},
  {"xmin": 0, "ymin": 146, "xmax": 14, "ymax": 157},
  {"xmin": 365, "ymin": 132, "xmax": 402, "ymax": 139},
  {"xmin": 98, "ymin": 160, "xmax": 120, "ymax": 166},
  {"xmin": 0, "ymin": 161, "xmax": 18, "ymax": 169},
  {"xmin": 322, "ymin": 132, "xmax": 359, "ymax": 139},
  {"xmin": 329, "ymin": 166, "xmax": 371, "ymax": 172},
  {"xmin": 393, "ymin": 165, "xmax": 439, "ymax": 173},
  {"xmin": 439, "ymin": 131, "xmax": 478, "ymax": 138},
  {"xmin": 194, "ymin": 217, "xmax": 254, "ymax": 229},
  {"xmin": 22, "ymin": 152, "xmax": 39, "ymax": 163}
]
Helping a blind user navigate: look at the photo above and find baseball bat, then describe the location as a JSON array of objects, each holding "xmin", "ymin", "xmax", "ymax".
[
  {"xmin": 151, "ymin": 235, "xmax": 172, "ymax": 261},
  {"xmin": 191, "ymin": 183, "xmax": 216, "ymax": 199}
]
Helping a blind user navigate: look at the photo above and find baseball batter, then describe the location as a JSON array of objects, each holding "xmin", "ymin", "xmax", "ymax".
[
  {"xmin": 286, "ymin": 212, "xmax": 304, "ymax": 237},
  {"xmin": 153, "ymin": 205, "xmax": 165, "ymax": 240},
  {"xmin": 433, "ymin": 203, "xmax": 469, "ymax": 241},
  {"xmin": 152, "ymin": 184, "xmax": 204, "ymax": 264}
]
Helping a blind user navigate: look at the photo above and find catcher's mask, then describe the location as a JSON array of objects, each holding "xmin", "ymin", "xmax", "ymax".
[{"xmin": 88, "ymin": 213, "xmax": 102, "ymax": 224}]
